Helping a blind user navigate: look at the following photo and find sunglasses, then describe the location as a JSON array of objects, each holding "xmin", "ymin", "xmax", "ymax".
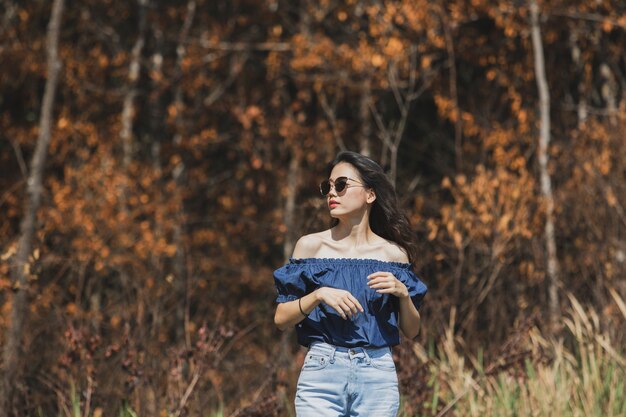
[{"xmin": 319, "ymin": 176, "xmax": 365, "ymax": 196}]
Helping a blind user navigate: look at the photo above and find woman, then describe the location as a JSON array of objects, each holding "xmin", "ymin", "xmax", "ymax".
[{"xmin": 273, "ymin": 151, "xmax": 427, "ymax": 416}]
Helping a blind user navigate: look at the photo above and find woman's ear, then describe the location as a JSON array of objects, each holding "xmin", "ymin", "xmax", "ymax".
[{"xmin": 366, "ymin": 189, "xmax": 376, "ymax": 204}]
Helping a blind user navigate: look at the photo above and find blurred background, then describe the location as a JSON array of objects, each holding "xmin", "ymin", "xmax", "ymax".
[{"xmin": 1, "ymin": 0, "xmax": 625, "ymax": 416}]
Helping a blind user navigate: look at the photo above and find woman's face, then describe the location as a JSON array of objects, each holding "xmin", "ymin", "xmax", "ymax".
[{"xmin": 326, "ymin": 162, "xmax": 375, "ymax": 219}]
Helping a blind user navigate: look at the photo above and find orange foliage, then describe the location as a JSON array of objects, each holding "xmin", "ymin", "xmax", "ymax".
[{"xmin": 1, "ymin": 0, "xmax": 626, "ymax": 415}]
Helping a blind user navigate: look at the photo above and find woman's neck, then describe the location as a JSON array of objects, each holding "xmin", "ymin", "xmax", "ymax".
[{"xmin": 331, "ymin": 216, "xmax": 378, "ymax": 248}]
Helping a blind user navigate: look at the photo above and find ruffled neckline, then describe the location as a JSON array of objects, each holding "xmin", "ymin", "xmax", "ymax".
[{"xmin": 289, "ymin": 257, "xmax": 411, "ymax": 269}]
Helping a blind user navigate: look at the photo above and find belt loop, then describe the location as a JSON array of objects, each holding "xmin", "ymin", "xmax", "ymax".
[
  {"xmin": 361, "ymin": 347, "xmax": 372, "ymax": 365},
  {"xmin": 329, "ymin": 345, "xmax": 336, "ymax": 363}
]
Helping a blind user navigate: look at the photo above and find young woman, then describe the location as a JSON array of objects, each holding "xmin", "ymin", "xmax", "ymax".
[{"xmin": 273, "ymin": 151, "xmax": 428, "ymax": 417}]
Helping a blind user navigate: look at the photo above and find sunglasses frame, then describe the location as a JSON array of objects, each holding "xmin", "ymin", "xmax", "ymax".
[{"xmin": 319, "ymin": 176, "xmax": 365, "ymax": 196}]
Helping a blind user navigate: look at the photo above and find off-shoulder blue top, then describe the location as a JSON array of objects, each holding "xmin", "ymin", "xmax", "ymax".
[{"xmin": 273, "ymin": 258, "xmax": 427, "ymax": 348}]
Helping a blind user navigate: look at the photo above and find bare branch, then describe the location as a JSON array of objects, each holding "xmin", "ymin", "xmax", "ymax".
[
  {"xmin": 0, "ymin": 180, "xmax": 23, "ymax": 211},
  {"xmin": 551, "ymin": 10, "xmax": 626, "ymax": 29},
  {"xmin": 172, "ymin": 367, "xmax": 201, "ymax": 417},
  {"xmin": 368, "ymin": 99, "xmax": 393, "ymax": 150},
  {"xmin": 440, "ymin": 5, "xmax": 463, "ymax": 172},
  {"xmin": 318, "ymin": 89, "xmax": 347, "ymax": 151},
  {"xmin": 201, "ymin": 41, "xmax": 291, "ymax": 52},
  {"xmin": 389, "ymin": 60, "xmax": 406, "ymax": 111},
  {"xmin": 204, "ymin": 53, "xmax": 249, "ymax": 107},
  {"xmin": 10, "ymin": 140, "xmax": 28, "ymax": 179}
]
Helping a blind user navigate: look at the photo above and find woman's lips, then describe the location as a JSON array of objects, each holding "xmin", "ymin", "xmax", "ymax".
[{"xmin": 329, "ymin": 200, "xmax": 339, "ymax": 209}]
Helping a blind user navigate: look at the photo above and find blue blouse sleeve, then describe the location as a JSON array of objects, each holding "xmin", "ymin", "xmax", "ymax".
[
  {"xmin": 396, "ymin": 267, "xmax": 428, "ymax": 310},
  {"xmin": 273, "ymin": 262, "xmax": 308, "ymax": 303}
]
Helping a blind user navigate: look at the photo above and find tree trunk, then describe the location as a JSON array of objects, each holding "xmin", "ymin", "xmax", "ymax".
[
  {"xmin": 569, "ymin": 30, "xmax": 588, "ymax": 126},
  {"xmin": 116, "ymin": 0, "xmax": 147, "ymax": 308},
  {"xmin": 530, "ymin": 0, "xmax": 560, "ymax": 329},
  {"xmin": 359, "ymin": 79, "xmax": 371, "ymax": 157},
  {"xmin": 172, "ymin": 0, "xmax": 195, "ymax": 346},
  {"xmin": 173, "ymin": 0, "xmax": 196, "ymax": 146},
  {"xmin": 283, "ymin": 152, "xmax": 300, "ymax": 262},
  {"xmin": 0, "ymin": 0, "xmax": 65, "ymax": 413},
  {"xmin": 149, "ymin": 29, "xmax": 164, "ymax": 176},
  {"xmin": 120, "ymin": 0, "xmax": 148, "ymax": 170},
  {"xmin": 600, "ymin": 63, "xmax": 618, "ymax": 125},
  {"xmin": 441, "ymin": 7, "xmax": 463, "ymax": 172},
  {"xmin": 172, "ymin": 162, "xmax": 187, "ymax": 345}
]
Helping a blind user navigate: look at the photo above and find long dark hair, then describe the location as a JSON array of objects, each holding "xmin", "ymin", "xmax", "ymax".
[{"xmin": 326, "ymin": 151, "xmax": 418, "ymax": 265}]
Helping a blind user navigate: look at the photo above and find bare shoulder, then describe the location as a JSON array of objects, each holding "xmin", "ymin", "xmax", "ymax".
[
  {"xmin": 292, "ymin": 231, "xmax": 326, "ymax": 259},
  {"xmin": 381, "ymin": 240, "xmax": 409, "ymax": 263}
]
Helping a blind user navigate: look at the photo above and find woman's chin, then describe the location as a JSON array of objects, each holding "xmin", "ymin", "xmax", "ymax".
[{"xmin": 329, "ymin": 211, "xmax": 356, "ymax": 221}]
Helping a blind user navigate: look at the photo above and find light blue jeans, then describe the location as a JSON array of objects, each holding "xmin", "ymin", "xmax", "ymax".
[{"xmin": 295, "ymin": 342, "xmax": 400, "ymax": 417}]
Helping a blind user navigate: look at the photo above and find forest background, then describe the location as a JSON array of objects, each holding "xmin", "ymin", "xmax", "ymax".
[{"xmin": 1, "ymin": 0, "xmax": 625, "ymax": 416}]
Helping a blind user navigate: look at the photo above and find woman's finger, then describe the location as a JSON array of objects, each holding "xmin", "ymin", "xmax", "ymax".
[
  {"xmin": 342, "ymin": 298, "xmax": 358, "ymax": 316},
  {"xmin": 334, "ymin": 302, "xmax": 348, "ymax": 319},
  {"xmin": 367, "ymin": 276, "xmax": 385, "ymax": 285},
  {"xmin": 347, "ymin": 294, "xmax": 364, "ymax": 312},
  {"xmin": 339, "ymin": 298, "xmax": 356, "ymax": 316},
  {"xmin": 368, "ymin": 276, "xmax": 395, "ymax": 288},
  {"xmin": 367, "ymin": 271, "xmax": 394, "ymax": 279}
]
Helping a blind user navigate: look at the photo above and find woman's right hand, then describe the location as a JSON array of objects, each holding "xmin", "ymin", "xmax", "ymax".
[{"xmin": 315, "ymin": 287, "xmax": 364, "ymax": 320}]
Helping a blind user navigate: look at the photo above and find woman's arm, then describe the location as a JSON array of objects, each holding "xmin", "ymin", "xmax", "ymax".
[
  {"xmin": 367, "ymin": 271, "xmax": 421, "ymax": 339},
  {"xmin": 396, "ymin": 294, "xmax": 421, "ymax": 339},
  {"xmin": 274, "ymin": 235, "xmax": 363, "ymax": 330},
  {"xmin": 274, "ymin": 287, "xmax": 365, "ymax": 331},
  {"xmin": 274, "ymin": 290, "xmax": 321, "ymax": 331},
  {"xmin": 274, "ymin": 235, "xmax": 319, "ymax": 330}
]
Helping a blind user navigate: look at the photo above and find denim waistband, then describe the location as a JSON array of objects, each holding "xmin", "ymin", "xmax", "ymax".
[
  {"xmin": 308, "ymin": 342, "xmax": 391, "ymax": 364},
  {"xmin": 309, "ymin": 342, "xmax": 391, "ymax": 356},
  {"xmin": 310, "ymin": 342, "xmax": 388, "ymax": 352}
]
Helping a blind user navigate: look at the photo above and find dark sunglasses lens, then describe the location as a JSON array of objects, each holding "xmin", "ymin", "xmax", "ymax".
[
  {"xmin": 320, "ymin": 180, "xmax": 331, "ymax": 195},
  {"xmin": 334, "ymin": 178, "xmax": 348, "ymax": 193}
]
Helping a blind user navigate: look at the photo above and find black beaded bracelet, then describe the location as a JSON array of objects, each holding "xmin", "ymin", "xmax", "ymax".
[{"xmin": 298, "ymin": 297, "xmax": 308, "ymax": 317}]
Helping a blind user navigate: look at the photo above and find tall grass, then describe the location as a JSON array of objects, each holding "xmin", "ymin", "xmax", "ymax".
[
  {"xmin": 424, "ymin": 290, "xmax": 626, "ymax": 417},
  {"xmin": 49, "ymin": 290, "xmax": 626, "ymax": 417}
]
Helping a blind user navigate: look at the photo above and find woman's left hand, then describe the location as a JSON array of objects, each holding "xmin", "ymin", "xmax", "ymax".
[{"xmin": 367, "ymin": 271, "xmax": 409, "ymax": 299}]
